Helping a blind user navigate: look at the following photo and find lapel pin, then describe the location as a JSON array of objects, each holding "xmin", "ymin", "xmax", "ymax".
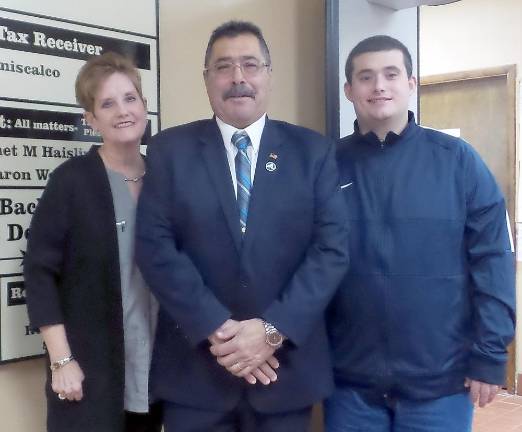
[
  {"xmin": 269, "ymin": 153, "xmax": 278, "ymax": 160},
  {"xmin": 265, "ymin": 161, "xmax": 277, "ymax": 172}
]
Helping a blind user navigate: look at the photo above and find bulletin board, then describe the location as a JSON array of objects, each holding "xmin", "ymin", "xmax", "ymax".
[{"xmin": 0, "ymin": 0, "xmax": 160, "ymax": 362}]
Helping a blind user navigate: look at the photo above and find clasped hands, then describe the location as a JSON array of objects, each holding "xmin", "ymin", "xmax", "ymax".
[{"xmin": 209, "ymin": 318, "xmax": 279, "ymax": 385}]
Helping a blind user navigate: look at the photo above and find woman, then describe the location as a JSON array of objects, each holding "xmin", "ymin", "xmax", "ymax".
[{"xmin": 24, "ymin": 52, "xmax": 161, "ymax": 432}]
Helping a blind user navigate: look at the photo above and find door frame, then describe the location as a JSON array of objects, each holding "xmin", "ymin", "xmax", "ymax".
[{"xmin": 421, "ymin": 65, "xmax": 518, "ymax": 394}]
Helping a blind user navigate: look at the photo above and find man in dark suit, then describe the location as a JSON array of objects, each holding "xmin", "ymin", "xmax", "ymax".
[{"xmin": 136, "ymin": 20, "xmax": 349, "ymax": 431}]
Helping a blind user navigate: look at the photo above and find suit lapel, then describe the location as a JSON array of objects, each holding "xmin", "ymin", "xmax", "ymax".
[
  {"xmin": 199, "ymin": 120, "xmax": 242, "ymax": 252},
  {"xmin": 243, "ymin": 120, "xmax": 283, "ymax": 247}
]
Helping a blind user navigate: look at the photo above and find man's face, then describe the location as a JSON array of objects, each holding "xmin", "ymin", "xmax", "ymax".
[
  {"xmin": 204, "ymin": 34, "xmax": 272, "ymax": 129},
  {"xmin": 344, "ymin": 49, "xmax": 416, "ymax": 134}
]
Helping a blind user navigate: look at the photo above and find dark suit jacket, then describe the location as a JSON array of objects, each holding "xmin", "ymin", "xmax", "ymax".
[
  {"xmin": 136, "ymin": 118, "xmax": 349, "ymax": 413},
  {"xmin": 24, "ymin": 147, "xmax": 126, "ymax": 432}
]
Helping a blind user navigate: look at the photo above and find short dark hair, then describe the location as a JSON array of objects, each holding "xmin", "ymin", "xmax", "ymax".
[
  {"xmin": 345, "ymin": 35, "xmax": 413, "ymax": 84},
  {"xmin": 204, "ymin": 20, "xmax": 271, "ymax": 67}
]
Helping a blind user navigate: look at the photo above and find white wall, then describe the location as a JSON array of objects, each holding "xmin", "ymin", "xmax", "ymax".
[
  {"xmin": 420, "ymin": 0, "xmax": 522, "ymax": 386},
  {"xmin": 420, "ymin": 0, "xmax": 522, "ymax": 76}
]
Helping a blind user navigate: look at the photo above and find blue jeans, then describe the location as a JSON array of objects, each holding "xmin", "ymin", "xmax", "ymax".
[{"xmin": 324, "ymin": 386, "xmax": 473, "ymax": 432}]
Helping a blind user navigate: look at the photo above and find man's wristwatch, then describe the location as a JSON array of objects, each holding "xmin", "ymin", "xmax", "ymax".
[{"xmin": 262, "ymin": 320, "xmax": 284, "ymax": 348}]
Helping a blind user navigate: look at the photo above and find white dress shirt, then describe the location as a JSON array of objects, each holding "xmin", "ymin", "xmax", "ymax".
[{"xmin": 216, "ymin": 114, "xmax": 266, "ymax": 197}]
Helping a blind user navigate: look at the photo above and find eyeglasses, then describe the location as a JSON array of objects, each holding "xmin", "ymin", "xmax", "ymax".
[{"xmin": 204, "ymin": 60, "xmax": 270, "ymax": 78}]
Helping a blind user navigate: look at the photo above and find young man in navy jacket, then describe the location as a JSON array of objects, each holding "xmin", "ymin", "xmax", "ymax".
[{"xmin": 326, "ymin": 35, "xmax": 515, "ymax": 432}]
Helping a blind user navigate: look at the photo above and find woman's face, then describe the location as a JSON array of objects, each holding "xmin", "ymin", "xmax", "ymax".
[{"xmin": 85, "ymin": 72, "xmax": 147, "ymax": 148}]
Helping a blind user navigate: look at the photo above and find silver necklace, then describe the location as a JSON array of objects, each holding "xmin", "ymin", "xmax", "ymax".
[{"xmin": 123, "ymin": 171, "xmax": 146, "ymax": 182}]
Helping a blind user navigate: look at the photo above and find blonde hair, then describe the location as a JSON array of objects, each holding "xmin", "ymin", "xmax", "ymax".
[{"xmin": 75, "ymin": 52, "xmax": 144, "ymax": 112}]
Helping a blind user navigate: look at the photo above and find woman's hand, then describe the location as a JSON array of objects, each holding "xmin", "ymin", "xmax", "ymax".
[
  {"xmin": 51, "ymin": 360, "xmax": 85, "ymax": 402},
  {"xmin": 39, "ymin": 324, "xmax": 84, "ymax": 401}
]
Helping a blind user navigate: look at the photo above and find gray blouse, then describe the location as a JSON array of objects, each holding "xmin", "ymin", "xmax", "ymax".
[{"xmin": 106, "ymin": 168, "xmax": 158, "ymax": 413}]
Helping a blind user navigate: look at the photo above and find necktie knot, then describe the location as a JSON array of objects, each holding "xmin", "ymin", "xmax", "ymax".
[{"xmin": 232, "ymin": 130, "xmax": 251, "ymax": 151}]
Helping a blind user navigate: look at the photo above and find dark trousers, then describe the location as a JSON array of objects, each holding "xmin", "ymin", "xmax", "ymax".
[
  {"xmin": 163, "ymin": 399, "xmax": 312, "ymax": 432},
  {"xmin": 124, "ymin": 402, "xmax": 163, "ymax": 432}
]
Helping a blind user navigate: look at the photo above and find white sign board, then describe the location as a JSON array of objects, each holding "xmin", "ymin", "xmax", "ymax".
[{"xmin": 0, "ymin": 1, "xmax": 159, "ymax": 362}]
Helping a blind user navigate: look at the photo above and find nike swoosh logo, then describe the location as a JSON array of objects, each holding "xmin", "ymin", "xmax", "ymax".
[{"xmin": 340, "ymin": 182, "xmax": 353, "ymax": 189}]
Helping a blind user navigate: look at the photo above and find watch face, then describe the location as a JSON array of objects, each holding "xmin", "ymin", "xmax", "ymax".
[{"xmin": 268, "ymin": 332, "xmax": 283, "ymax": 346}]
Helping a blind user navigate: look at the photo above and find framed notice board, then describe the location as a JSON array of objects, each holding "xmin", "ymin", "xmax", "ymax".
[{"xmin": 0, "ymin": 0, "xmax": 160, "ymax": 363}]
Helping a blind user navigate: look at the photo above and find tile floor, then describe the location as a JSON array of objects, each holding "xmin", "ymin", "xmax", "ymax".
[{"xmin": 473, "ymin": 393, "xmax": 522, "ymax": 431}]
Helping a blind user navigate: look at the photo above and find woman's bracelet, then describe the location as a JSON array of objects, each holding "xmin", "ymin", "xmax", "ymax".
[{"xmin": 50, "ymin": 355, "xmax": 74, "ymax": 371}]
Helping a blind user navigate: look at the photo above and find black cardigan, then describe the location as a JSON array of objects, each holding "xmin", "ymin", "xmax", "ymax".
[{"xmin": 24, "ymin": 146, "xmax": 126, "ymax": 432}]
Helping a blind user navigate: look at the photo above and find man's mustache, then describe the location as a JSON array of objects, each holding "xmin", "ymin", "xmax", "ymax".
[{"xmin": 224, "ymin": 84, "xmax": 255, "ymax": 99}]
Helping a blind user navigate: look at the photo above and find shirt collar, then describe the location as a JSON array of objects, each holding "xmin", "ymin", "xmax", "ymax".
[{"xmin": 216, "ymin": 114, "xmax": 266, "ymax": 155}]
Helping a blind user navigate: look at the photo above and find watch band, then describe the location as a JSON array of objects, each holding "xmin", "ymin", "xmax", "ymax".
[
  {"xmin": 50, "ymin": 355, "xmax": 74, "ymax": 371},
  {"xmin": 263, "ymin": 320, "xmax": 276, "ymax": 334},
  {"xmin": 262, "ymin": 320, "xmax": 284, "ymax": 348}
]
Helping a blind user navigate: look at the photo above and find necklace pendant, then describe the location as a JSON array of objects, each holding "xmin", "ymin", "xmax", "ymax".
[{"xmin": 123, "ymin": 171, "xmax": 146, "ymax": 182}]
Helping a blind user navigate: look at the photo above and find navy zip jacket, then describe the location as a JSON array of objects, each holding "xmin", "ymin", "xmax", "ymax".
[{"xmin": 329, "ymin": 112, "xmax": 515, "ymax": 400}]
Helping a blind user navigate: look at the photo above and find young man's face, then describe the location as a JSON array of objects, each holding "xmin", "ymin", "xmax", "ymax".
[{"xmin": 344, "ymin": 49, "xmax": 416, "ymax": 135}]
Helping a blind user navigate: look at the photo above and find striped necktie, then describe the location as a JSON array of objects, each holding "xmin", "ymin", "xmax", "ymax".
[{"xmin": 232, "ymin": 130, "xmax": 252, "ymax": 234}]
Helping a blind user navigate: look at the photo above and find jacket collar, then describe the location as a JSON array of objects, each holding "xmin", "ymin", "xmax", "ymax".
[
  {"xmin": 199, "ymin": 119, "xmax": 242, "ymax": 251},
  {"xmin": 353, "ymin": 111, "xmax": 418, "ymax": 147},
  {"xmin": 241, "ymin": 119, "xmax": 283, "ymax": 252}
]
